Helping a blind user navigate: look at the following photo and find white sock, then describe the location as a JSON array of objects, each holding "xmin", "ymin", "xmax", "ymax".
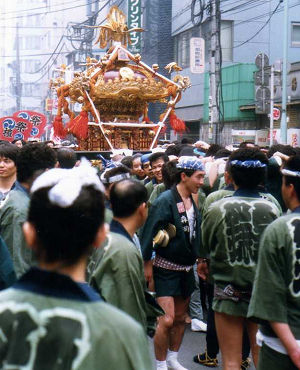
[
  {"xmin": 156, "ymin": 359, "xmax": 168, "ymax": 369},
  {"xmin": 167, "ymin": 350, "xmax": 178, "ymax": 361}
]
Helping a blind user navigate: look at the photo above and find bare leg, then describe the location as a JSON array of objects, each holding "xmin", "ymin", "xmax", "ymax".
[
  {"xmin": 246, "ymin": 320, "xmax": 259, "ymax": 367},
  {"xmin": 215, "ymin": 312, "xmax": 244, "ymax": 370},
  {"xmin": 169, "ymin": 296, "xmax": 190, "ymax": 352},
  {"xmin": 154, "ymin": 297, "xmax": 175, "ymax": 361}
]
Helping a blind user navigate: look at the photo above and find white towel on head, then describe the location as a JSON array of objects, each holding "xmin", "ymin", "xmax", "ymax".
[{"xmin": 31, "ymin": 157, "xmax": 104, "ymax": 208}]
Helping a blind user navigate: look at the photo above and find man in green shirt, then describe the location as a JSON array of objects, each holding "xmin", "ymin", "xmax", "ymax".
[
  {"xmin": 0, "ymin": 143, "xmax": 57, "ymax": 278},
  {"xmin": 141, "ymin": 156, "xmax": 205, "ymax": 370},
  {"xmin": 248, "ymin": 155, "xmax": 300, "ymax": 370},
  {"xmin": 199, "ymin": 148, "xmax": 281, "ymax": 370},
  {"xmin": 145, "ymin": 152, "xmax": 169, "ymax": 199},
  {"xmin": 0, "ymin": 161, "xmax": 152, "ymax": 370},
  {"xmin": 90, "ymin": 179, "xmax": 163, "ymax": 335}
]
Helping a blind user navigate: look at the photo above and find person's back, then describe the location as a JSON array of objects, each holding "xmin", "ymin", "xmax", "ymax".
[
  {"xmin": 203, "ymin": 193, "xmax": 281, "ymax": 290},
  {"xmin": 0, "ymin": 160, "xmax": 153, "ymax": 370},
  {"xmin": 0, "ymin": 268, "xmax": 151, "ymax": 370}
]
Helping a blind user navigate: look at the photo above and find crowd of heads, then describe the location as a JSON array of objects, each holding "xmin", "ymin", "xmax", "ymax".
[{"xmin": 2, "ymin": 135, "xmax": 300, "ymax": 268}]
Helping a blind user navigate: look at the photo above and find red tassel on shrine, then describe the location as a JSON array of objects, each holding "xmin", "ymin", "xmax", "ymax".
[
  {"xmin": 53, "ymin": 115, "xmax": 67, "ymax": 138},
  {"xmin": 169, "ymin": 111, "xmax": 186, "ymax": 134},
  {"xmin": 70, "ymin": 111, "xmax": 89, "ymax": 140}
]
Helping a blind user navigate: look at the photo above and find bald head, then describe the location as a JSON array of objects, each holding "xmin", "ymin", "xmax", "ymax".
[{"xmin": 110, "ymin": 179, "xmax": 147, "ymax": 218}]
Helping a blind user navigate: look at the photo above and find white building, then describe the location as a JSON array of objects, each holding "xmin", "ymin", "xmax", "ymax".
[{"xmin": 0, "ymin": 0, "xmax": 109, "ymax": 116}]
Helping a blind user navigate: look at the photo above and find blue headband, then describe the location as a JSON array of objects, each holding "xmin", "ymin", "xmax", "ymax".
[
  {"xmin": 141, "ymin": 153, "xmax": 151, "ymax": 164},
  {"xmin": 176, "ymin": 156, "xmax": 205, "ymax": 171},
  {"xmin": 193, "ymin": 148, "xmax": 206, "ymax": 157},
  {"xmin": 230, "ymin": 160, "xmax": 266, "ymax": 168}
]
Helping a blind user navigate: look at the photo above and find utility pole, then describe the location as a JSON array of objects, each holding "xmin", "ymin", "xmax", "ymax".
[
  {"xmin": 208, "ymin": 0, "xmax": 221, "ymax": 144},
  {"xmin": 280, "ymin": 0, "xmax": 289, "ymax": 144},
  {"xmin": 270, "ymin": 65, "xmax": 274, "ymax": 146},
  {"xmin": 16, "ymin": 23, "xmax": 21, "ymax": 111}
]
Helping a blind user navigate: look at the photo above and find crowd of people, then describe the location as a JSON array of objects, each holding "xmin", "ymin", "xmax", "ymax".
[{"xmin": 0, "ymin": 137, "xmax": 299, "ymax": 369}]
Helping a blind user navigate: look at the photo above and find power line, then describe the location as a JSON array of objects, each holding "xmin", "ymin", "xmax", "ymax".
[
  {"xmin": 27, "ymin": 35, "xmax": 66, "ymax": 74},
  {"xmin": 0, "ymin": 0, "xmax": 100, "ymax": 21},
  {"xmin": 0, "ymin": 0, "xmax": 87, "ymax": 16},
  {"xmin": 232, "ymin": 1, "xmax": 281, "ymax": 48},
  {"xmin": 22, "ymin": 43, "xmax": 67, "ymax": 85}
]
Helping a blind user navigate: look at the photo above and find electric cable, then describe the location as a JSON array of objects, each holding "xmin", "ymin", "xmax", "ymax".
[
  {"xmin": 0, "ymin": 0, "xmax": 101, "ymax": 21},
  {"xmin": 232, "ymin": 0, "xmax": 281, "ymax": 48},
  {"xmin": 27, "ymin": 35, "xmax": 66, "ymax": 74}
]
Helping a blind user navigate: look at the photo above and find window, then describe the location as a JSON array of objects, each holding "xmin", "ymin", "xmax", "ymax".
[
  {"xmin": 291, "ymin": 22, "xmax": 300, "ymax": 47},
  {"xmin": 24, "ymin": 36, "xmax": 41, "ymax": 50},
  {"xmin": 21, "ymin": 60, "xmax": 41, "ymax": 73},
  {"xmin": 220, "ymin": 20, "xmax": 233, "ymax": 62},
  {"xmin": 173, "ymin": 20, "xmax": 233, "ymax": 69},
  {"xmin": 174, "ymin": 27, "xmax": 200, "ymax": 69},
  {"xmin": 22, "ymin": 83, "xmax": 41, "ymax": 97}
]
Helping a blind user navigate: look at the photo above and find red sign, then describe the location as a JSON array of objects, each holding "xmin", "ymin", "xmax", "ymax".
[
  {"xmin": 273, "ymin": 108, "xmax": 281, "ymax": 121},
  {"xmin": 13, "ymin": 111, "xmax": 47, "ymax": 138},
  {"xmin": 0, "ymin": 116, "xmax": 33, "ymax": 142}
]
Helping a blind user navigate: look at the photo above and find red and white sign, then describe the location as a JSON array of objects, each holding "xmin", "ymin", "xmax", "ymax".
[
  {"xmin": 0, "ymin": 116, "xmax": 33, "ymax": 142},
  {"xmin": 13, "ymin": 111, "xmax": 47, "ymax": 139},
  {"xmin": 273, "ymin": 108, "xmax": 281, "ymax": 121},
  {"xmin": 256, "ymin": 129, "xmax": 281, "ymax": 146}
]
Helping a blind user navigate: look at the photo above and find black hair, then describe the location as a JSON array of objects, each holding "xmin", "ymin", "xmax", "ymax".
[
  {"xmin": 178, "ymin": 146, "xmax": 195, "ymax": 157},
  {"xmin": 205, "ymin": 144, "xmax": 223, "ymax": 157},
  {"xmin": 283, "ymin": 155, "xmax": 300, "ymax": 201},
  {"xmin": 103, "ymin": 165, "xmax": 130, "ymax": 188},
  {"xmin": 162, "ymin": 160, "xmax": 178, "ymax": 189},
  {"xmin": 110, "ymin": 179, "xmax": 147, "ymax": 218},
  {"xmin": 57, "ymin": 148, "xmax": 77, "ymax": 169},
  {"xmin": 12, "ymin": 139, "xmax": 26, "ymax": 146},
  {"xmin": 16, "ymin": 143, "xmax": 57, "ymax": 183},
  {"xmin": 149, "ymin": 152, "xmax": 169, "ymax": 166},
  {"xmin": 165, "ymin": 144, "xmax": 182, "ymax": 157},
  {"xmin": 28, "ymin": 185, "xmax": 105, "ymax": 265},
  {"xmin": 121, "ymin": 156, "xmax": 133, "ymax": 169},
  {"xmin": 228, "ymin": 148, "xmax": 268, "ymax": 190},
  {"xmin": 267, "ymin": 144, "xmax": 296, "ymax": 158},
  {"xmin": 175, "ymin": 168, "xmax": 198, "ymax": 184},
  {"xmin": 0, "ymin": 143, "xmax": 19, "ymax": 163},
  {"xmin": 181, "ymin": 137, "xmax": 194, "ymax": 145},
  {"xmin": 214, "ymin": 148, "xmax": 232, "ymax": 159},
  {"xmin": 239, "ymin": 141, "xmax": 256, "ymax": 148}
]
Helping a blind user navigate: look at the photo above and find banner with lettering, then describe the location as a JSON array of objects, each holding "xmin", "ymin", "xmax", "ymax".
[
  {"xmin": 0, "ymin": 116, "xmax": 33, "ymax": 142},
  {"xmin": 13, "ymin": 111, "xmax": 47, "ymax": 139},
  {"xmin": 128, "ymin": 0, "xmax": 142, "ymax": 53}
]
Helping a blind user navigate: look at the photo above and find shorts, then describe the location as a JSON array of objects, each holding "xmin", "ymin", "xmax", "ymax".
[
  {"xmin": 258, "ymin": 343, "xmax": 298, "ymax": 370},
  {"xmin": 153, "ymin": 266, "xmax": 195, "ymax": 298},
  {"xmin": 212, "ymin": 297, "xmax": 249, "ymax": 317}
]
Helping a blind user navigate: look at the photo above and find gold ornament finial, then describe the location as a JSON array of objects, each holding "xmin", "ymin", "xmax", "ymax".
[{"xmin": 87, "ymin": 6, "xmax": 143, "ymax": 49}]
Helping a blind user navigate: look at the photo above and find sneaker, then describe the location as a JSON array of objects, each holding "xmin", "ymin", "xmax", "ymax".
[
  {"xmin": 193, "ymin": 351, "xmax": 218, "ymax": 367},
  {"xmin": 166, "ymin": 359, "xmax": 188, "ymax": 370},
  {"xmin": 241, "ymin": 357, "xmax": 251, "ymax": 369},
  {"xmin": 191, "ymin": 318, "xmax": 207, "ymax": 332}
]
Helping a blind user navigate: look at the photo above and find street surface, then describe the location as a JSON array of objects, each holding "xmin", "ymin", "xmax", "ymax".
[{"xmin": 149, "ymin": 325, "xmax": 256, "ymax": 370}]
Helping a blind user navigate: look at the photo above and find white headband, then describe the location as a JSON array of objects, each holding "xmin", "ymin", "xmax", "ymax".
[
  {"xmin": 31, "ymin": 157, "xmax": 105, "ymax": 207},
  {"xmin": 281, "ymin": 169, "xmax": 300, "ymax": 178}
]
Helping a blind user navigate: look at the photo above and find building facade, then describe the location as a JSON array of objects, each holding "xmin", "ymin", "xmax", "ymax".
[{"xmin": 172, "ymin": 0, "xmax": 300, "ymax": 144}]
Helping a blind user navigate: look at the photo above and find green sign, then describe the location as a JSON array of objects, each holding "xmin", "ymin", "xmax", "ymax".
[{"xmin": 128, "ymin": 0, "xmax": 142, "ymax": 53}]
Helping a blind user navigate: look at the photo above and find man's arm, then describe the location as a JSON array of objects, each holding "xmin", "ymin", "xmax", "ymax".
[{"xmin": 270, "ymin": 322, "xmax": 300, "ymax": 369}]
